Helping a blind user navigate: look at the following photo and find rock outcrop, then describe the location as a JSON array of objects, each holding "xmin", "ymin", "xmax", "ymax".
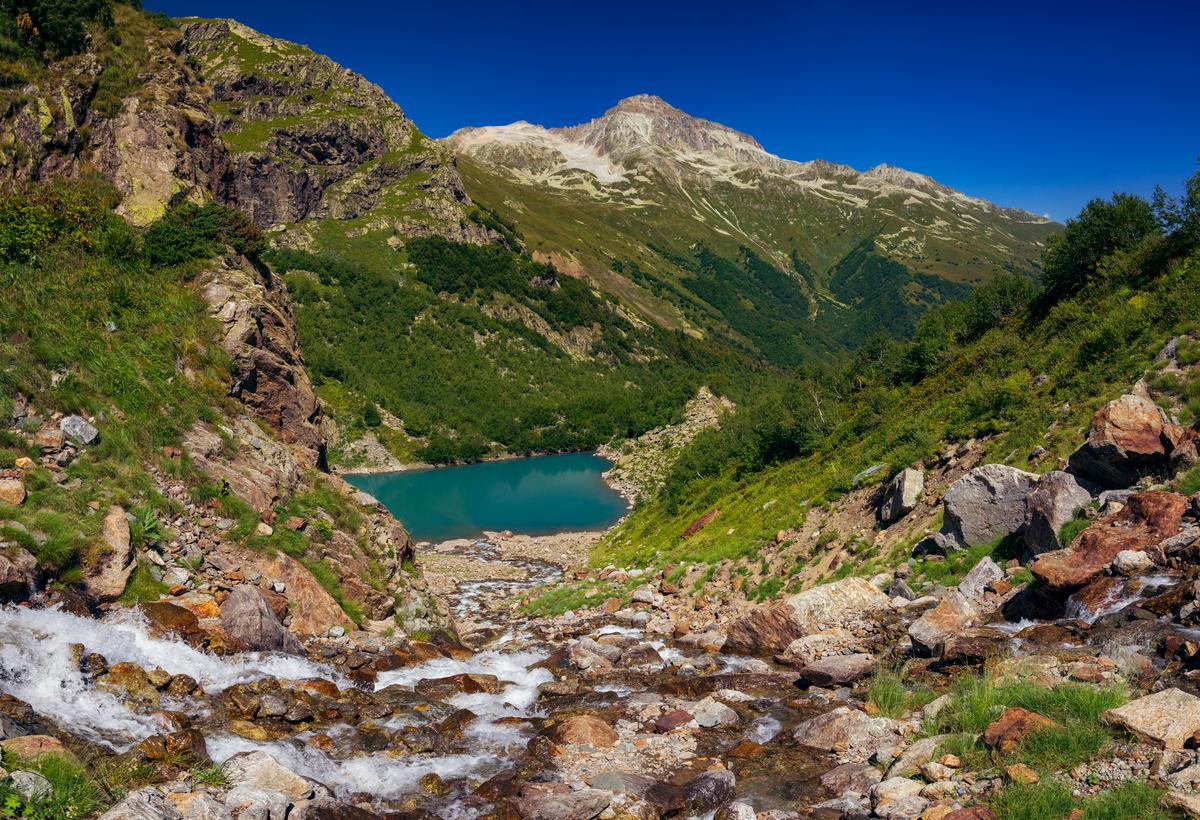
[
  {"xmin": 1031, "ymin": 491, "xmax": 1188, "ymax": 590},
  {"xmin": 81, "ymin": 506, "xmax": 135, "ymax": 603},
  {"xmin": 198, "ymin": 253, "xmax": 325, "ymax": 467}
]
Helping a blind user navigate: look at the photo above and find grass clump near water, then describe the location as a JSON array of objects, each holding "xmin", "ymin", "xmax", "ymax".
[
  {"xmin": 0, "ymin": 752, "xmax": 103, "ymax": 820},
  {"xmin": 867, "ymin": 670, "xmax": 937, "ymax": 719}
]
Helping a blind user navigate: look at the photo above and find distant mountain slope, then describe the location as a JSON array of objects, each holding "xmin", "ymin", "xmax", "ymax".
[{"xmin": 445, "ymin": 95, "xmax": 1059, "ymax": 359}]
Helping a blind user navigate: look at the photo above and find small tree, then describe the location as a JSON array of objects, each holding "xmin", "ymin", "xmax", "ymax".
[
  {"xmin": 362, "ymin": 401, "xmax": 381, "ymax": 428},
  {"xmin": 1040, "ymin": 193, "xmax": 1159, "ymax": 298}
]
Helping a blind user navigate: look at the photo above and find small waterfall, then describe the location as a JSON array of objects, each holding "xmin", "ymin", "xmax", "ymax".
[{"xmin": 0, "ymin": 605, "xmax": 343, "ymax": 750}]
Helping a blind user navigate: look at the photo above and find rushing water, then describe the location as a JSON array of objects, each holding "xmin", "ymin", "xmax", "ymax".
[{"xmin": 344, "ymin": 452, "xmax": 628, "ymax": 541}]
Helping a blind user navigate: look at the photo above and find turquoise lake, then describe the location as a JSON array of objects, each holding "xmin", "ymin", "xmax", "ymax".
[{"xmin": 343, "ymin": 452, "xmax": 629, "ymax": 542}]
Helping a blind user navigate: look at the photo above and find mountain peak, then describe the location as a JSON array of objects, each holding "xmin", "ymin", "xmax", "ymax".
[{"xmin": 607, "ymin": 94, "xmax": 678, "ymax": 115}]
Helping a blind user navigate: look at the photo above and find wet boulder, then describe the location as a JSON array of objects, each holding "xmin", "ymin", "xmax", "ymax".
[
  {"xmin": 942, "ymin": 464, "xmax": 1039, "ymax": 547},
  {"xmin": 290, "ymin": 798, "xmax": 381, "ymax": 820},
  {"xmin": 879, "ymin": 468, "xmax": 924, "ymax": 525},
  {"xmin": 140, "ymin": 601, "xmax": 202, "ymax": 643},
  {"xmin": 82, "ymin": 506, "xmax": 135, "ymax": 603},
  {"xmin": 1031, "ymin": 491, "xmax": 1187, "ymax": 590},
  {"xmin": 681, "ymin": 770, "xmax": 735, "ymax": 814},
  {"xmin": 413, "ymin": 673, "xmax": 500, "ymax": 701},
  {"xmin": 220, "ymin": 585, "xmax": 305, "ymax": 655},
  {"xmin": 1023, "ymin": 471, "xmax": 1095, "ymax": 555},
  {"xmin": 724, "ymin": 577, "xmax": 892, "ymax": 655},
  {"xmin": 820, "ymin": 762, "xmax": 883, "ymax": 794},
  {"xmin": 1068, "ymin": 394, "xmax": 1176, "ymax": 489},
  {"xmin": 0, "ymin": 545, "xmax": 39, "ymax": 603},
  {"xmin": 516, "ymin": 788, "xmax": 612, "ymax": 820}
]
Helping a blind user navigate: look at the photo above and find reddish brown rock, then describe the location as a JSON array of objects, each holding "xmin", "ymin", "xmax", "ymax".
[
  {"xmin": 983, "ymin": 707, "xmax": 1059, "ymax": 753},
  {"xmin": 1068, "ymin": 394, "xmax": 1173, "ymax": 488},
  {"xmin": 654, "ymin": 710, "xmax": 695, "ymax": 733},
  {"xmin": 683, "ymin": 509, "xmax": 719, "ymax": 538},
  {"xmin": 1031, "ymin": 491, "xmax": 1187, "ymax": 589},
  {"xmin": 908, "ymin": 591, "xmax": 977, "ymax": 657},
  {"xmin": 542, "ymin": 715, "xmax": 619, "ymax": 748},
  {"xmin": 140, "ymin": 601, "xmax": 201, "ymax": 641},
  {"xmin": 942, "ymin": 808, "xmax": 997, "ymax": 820},
  {"xmin": 414, "ymin": 674, "xmax": 501, "ymax": 701},
  {"xmin": 0, "ymin": 735, "xmax": 76, "ymax": 763},
  {"xmin": 139, "ymin": 728, "xmax": 210, "ymax": 763},
  {"xmin": 0, "ymin": 478, "xmax": 25, "ymax": 505},
  {"xmin": 725, "ymin": 578, "xmax": 892, "ymax": 656}
]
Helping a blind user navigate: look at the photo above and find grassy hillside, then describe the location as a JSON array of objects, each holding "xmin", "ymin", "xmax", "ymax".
[
  {"xmin": 267, "ymin": 239, "xmax": 772, "ymax": 464},
  {"xmin": 593, "ymin": 168, "xmax": 1200, "ymax": 570}
]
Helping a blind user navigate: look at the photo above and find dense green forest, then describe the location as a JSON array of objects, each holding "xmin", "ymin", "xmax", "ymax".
[
  {"xmin": 599, "ymin": 166, "xmax": 1200, "ymax": 566},
  {"xmin": 267, "ymin": 240, "xmax": 770, "ymax": 463}
]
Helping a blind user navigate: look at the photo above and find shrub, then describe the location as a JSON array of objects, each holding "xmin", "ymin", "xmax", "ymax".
[{"xmin": 143, "ymin": 202, "xmax": 264, "ymax": 266}]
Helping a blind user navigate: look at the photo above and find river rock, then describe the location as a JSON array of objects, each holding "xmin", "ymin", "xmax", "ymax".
[
  {"xmin": 224, "ymin": 786, "xmax": 291, "ymax": 820},
  {"xmin": 220, "ymin": 751, "xmax": 314, "ymax": 800},
  {"xmin": 714, "ymin": 803, "xmax": 756, "ymax": 820},
  {"xmin": 1068, "ymin": 394, "xmax": 1173, "ymax": 489},
  {"xmin": 1103, "ymin": 688, "xmax": 1200, "ymax": 749},
  {"xmin": 956, "ymin": 557, "xmax": 1003, "ymax": 601},
  {"xmin": 140, "ymin": 601, "xmax": 202, "ymax": 641},
  {"xmin": 517, "ymin": 788, "xmax": 612, "ymax": 820},
  {"xmin": 414, "ymin": 673, "xmax": 500, "ymax": 700},
  {"xmin": 942, "ymin": 464, "xmax": 1039, "ymax": 547},
  {"xmin": 1113, "ymin": 549, "xmax": 1155, "ymax": 576},
  {"xmin": 8, "ymin": 770, "xmax": 51, "ymax": 801},
  {"xmin": 908, "ymin": 591, "xmax": 976, "ymax": 657},
  {"xmin": 81, "ymin": 505, "xmax": 135, "ymax": 602},
  {"xmin": 790, "ymin": 706, "xmax": 896, "ymax": 762},
  {"xmin": 691, "ymin": 696, "xmax": 739, "ymax": 728},
  {"xmin": 1031, "ymin": 491, "xmax": 1187, "ymax": 589},
  {"xmin": 99, "ymin": 788, "xmax": 184, "ymax": 820},
  {"xmin": 220, "ymin": 586, "xmax": 305, "ymax": 655},
  {"xmin": 681, "ymin": 770, "xmax": 735, "ymax": 814},
  {"xmin": 0, "ymin": 545, "xmax": 39, "ymax": 602},
  {"xmin": 289, "ymin": 798, "xmax": 379, "ymax": 820},
  {"xmin": 879, "ymin": 468, "xmax": 924, "ymax": 524},
  {"xmin": 542, "ymin": 715, "xmax": 618, "ymax": 748},
  {"xmin": 1023, "ymin": 471, "xmax": 1095, "ymax": 555},
  {"xmin": 821, "ymin": 762, "xmax": 883, "ymax": 794},
  {"xmin": 795, "ymin": 653, "xmax": 875, "ymax": 687},
  {"xmin": 170, "ymin": 793, "xmax": 232, "ymax": 820},
  {"xmin": 724, "ymin": 577, "xmax": 892, "ymax": 655},
  {"xmin": 888, "ymin": 735, "xmax": 948, "ymax": 778},
  {"xmin": 59, "ymin": 415, "xmax": 100, "ymax": 445}
]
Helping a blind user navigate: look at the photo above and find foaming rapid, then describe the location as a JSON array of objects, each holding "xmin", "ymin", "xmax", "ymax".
[
  {"xmin": 206, "ymin": 734, "xmax": 501, "ymax": 800},
  {"xmin": 0, "ymin": 605, "xmax": 342, "ymax": 749},
  {"xmin": 376, "ymin": 648, "xmax": 553, "ymax": 718}
]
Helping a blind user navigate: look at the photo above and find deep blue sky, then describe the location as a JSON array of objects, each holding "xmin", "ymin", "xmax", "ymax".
[{"xmin": 153, "ymin": 0, "xmax": 1199, "ymax": 220}]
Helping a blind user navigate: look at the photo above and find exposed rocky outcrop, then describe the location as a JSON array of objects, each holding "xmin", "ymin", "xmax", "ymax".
[
  {"xmin": 198, "ymin": 252, "xmax": 325, "ymax": 467},
  {"xmin": 81, "ymin": 506, "xmax": 135, "ymax": 603},
  {"xmin": 220, "ymin": 585, "xmax": 305, "ymax": 654},
  {"xmin": 724, "ymin": 577, "xmax": 892, "ymax": 655},
  {"xmin": 878, "ymin": 468, "xmax": 924, "ymax": 525}
]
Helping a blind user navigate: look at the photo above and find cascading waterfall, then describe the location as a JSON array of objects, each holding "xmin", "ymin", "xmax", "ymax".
[{"xmin": 0, "ymin": 605, "xmax": 343, "ymax": 749}]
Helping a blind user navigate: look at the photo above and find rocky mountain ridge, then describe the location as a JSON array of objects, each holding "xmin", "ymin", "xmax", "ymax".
[{"xmin": 0, "ymin": 8, "xmax": 500, "ymax": 249}]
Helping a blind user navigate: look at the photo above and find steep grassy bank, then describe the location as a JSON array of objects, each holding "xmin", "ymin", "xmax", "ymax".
[{"xmin": 593, "ymin": 171, "xmax": 1200, "ymax": 571}]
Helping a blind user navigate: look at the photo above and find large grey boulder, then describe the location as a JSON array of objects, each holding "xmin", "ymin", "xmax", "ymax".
[
  {"xmin": 879, "ymin": 468, "xmax": 924, "ymax": 524},
  {"xmin": 59, "ymin": 415, "xmax": 100, "ymax": 445},
  {"xmin": 942, "ymin": 464, "xmax": 1039, "ymax": 547},
  {"xmin": 1103, "ymin": 688, "xmax": 1200, "ymax": 750},
  {"xmin": 1024, "ymin": 471, "xmax": 1095, "ymax": 555},
  {"xmin": 219, "ymin": 588, "xmax": 305, "ymax": 655}
]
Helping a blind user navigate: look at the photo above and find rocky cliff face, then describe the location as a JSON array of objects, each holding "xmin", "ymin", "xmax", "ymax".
[
  {"xmin": 0, "ymin": 8, "xmax": 501, "ymax": 250},
  {"xmin": 177, "ymin": 18, "xmax": 501, "ymax": 248}
]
